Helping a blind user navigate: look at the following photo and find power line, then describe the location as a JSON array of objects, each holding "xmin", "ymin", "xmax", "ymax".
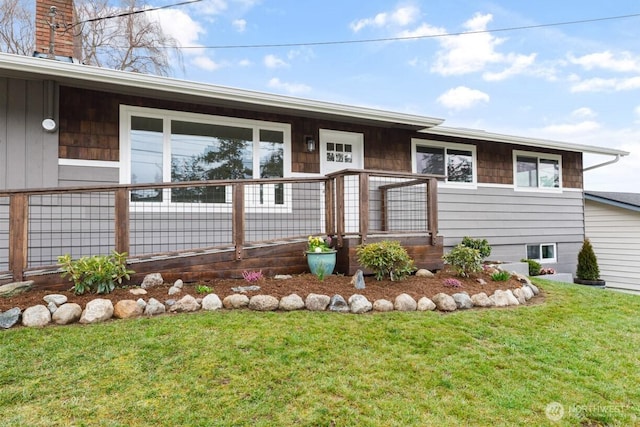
[
  {"xmin": 174, "ymin": 11, "xmax": 640, "ymax": 50},
  {"xmin": 70, "ymin": 0, "xmax": 201, "ymax": 28}
]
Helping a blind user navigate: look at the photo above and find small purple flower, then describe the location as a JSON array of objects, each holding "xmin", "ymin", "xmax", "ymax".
[{"xmin": 443, "ymin": 278, "xmax": 463, "ymax": 288}]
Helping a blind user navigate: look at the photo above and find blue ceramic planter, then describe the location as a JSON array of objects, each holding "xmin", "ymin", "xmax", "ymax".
[{"xmin": 306, "ymin": 250, "xmax": 337, "ymax": 277}]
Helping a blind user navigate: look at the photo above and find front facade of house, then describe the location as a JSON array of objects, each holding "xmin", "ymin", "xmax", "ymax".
[{"xmin": 0, "ymin": 52, "xmax": 629, "ymax": 277}]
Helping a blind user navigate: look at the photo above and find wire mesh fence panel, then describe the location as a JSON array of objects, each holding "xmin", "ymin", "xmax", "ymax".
[
  {"xmin": 27, "ymin": 192, "xmax": 116, "ymax": 267},
  {"xmin": 0, "ymin": 197, "xmax": 8, "ymax": 272},
  {"xmin": 245, "ymin": 181, "xmax": 325, "ymax": 243},
  {"xmin": 129, "ymin": 185, "xmax": 234, "ymax": 255},
  {"xmin": 368, "ymin": 176, "xmax": 428, "ymax": 233}
]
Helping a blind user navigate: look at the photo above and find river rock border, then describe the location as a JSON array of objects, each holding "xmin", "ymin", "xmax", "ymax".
[{"xmin": 0, "ymin": 273, "xmax": 541, "ymax": 329}]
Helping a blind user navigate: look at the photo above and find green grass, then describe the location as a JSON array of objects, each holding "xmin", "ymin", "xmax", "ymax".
[{"xmin": 1, "ymin": 280, "xmax": 639, "ymax": 426}]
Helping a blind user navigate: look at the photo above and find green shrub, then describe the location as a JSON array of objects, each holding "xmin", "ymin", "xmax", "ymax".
[
  {"xmin": 195, "ymin": 285, "xmax": 212, "ymax": 294},
  {"xmin": 576, "ymin": 238, "xmax": 600, "ymax": 280},
  {"xmin": 461, "ymin": 236, "xmax": 492, "ymax": 259},
  {"xmin": 442, "ymin": 244, "xmax": 483, "ymax": 277},
  {"xmin": 491, "ymin": 270, "xmax": 511, "ymax": 282},
  {"xmin": 356, "ymin": 240, "xmax": 415, "ymax": 281},
  {"xmin": 58, "ymin": 251, "xmax": 134, "ymax": 295},
  {"xmin": 521, "ymin": 258, "xmax": 541, "ymax": 276}
]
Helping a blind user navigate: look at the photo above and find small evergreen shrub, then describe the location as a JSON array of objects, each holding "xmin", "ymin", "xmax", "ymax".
[
  {"xmin": 521, "ymin": 258, "xmax": 541, "ymax": 276},
  {"xmin": 461, "ymin": 236, "xmax": 492, "ymax": 259},
  {"xmin": 491, "ymin": 270, "xmax": 511, "ymax": 282},
  {"xmin": 195, "ymin": 285, "xmax": 212, "ymax": 294},
  {"xmin": 58, "ymin": 251, "xmax": 134, "ymax": 295},
  {"xmin": 576, "ymin": 238, "xmax": 600, "ymax": 281},
  {"xmin": 356, "ymin": 240, "xmax": 416, "ymax": 281},
  {"xmin": 442, "ymin": 244, "xmax": 483, "ymax": 277}
]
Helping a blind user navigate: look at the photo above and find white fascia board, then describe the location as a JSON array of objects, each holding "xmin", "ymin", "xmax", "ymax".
[
  {"xmin": 0, "ymin": 53, "xmax": 444, "ymax": 129},
  {"xmin": 421, "ymin": 126, "xmax": 630, "ymax": 157}
]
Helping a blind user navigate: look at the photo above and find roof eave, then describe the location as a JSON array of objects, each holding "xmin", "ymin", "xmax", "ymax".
[{"xmin": 420, "ymin": 126, "xmax": 630, "ymax": 157}]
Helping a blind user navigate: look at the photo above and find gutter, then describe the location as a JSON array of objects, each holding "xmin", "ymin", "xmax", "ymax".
[{"xmin": 583, "ymin": 154, "xmax": 621, "ymax": 172}]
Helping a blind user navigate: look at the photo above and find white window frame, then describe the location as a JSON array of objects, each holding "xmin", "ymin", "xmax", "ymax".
[
  {"xmin": 526, "ymin": 243, "xmax": 557, "ymax": 263},
  {"xmin": 119, "ymin": 105, "xmax": 292, "ymax": 212},
  {"xmin": 513, "ymin": 150, "xmax": 562, "ymax": 192},
  {"xmin": 411, "ymin": 139, "xmax": 477, "ymax": 188}
]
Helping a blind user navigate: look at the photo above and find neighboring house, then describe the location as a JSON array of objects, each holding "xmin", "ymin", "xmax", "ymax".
[{"xmin": 584, "ymin": 192, "xmax": 640, "ymax": 293}]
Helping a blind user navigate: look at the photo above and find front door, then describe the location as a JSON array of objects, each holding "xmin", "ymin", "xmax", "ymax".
[{"xmin": 320, "ymin": 130, "xmax": 364, "ymax": 233}]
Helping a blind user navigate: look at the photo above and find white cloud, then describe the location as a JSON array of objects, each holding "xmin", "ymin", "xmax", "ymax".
[
  {"xmin": 397, "ymin": 22, "xmax": 445, "ymax": 39},
  {"xmin": 151, "ymin": 9, "xmax": 205, "ymax": 48},
  {"xmin": 571, "ymin": 107, "xmax": 597, "ymax": 119},
  {"xmin": 238, "ymin": 59, "xmax": 252, "ymax": 67},
  {"xmin": 437, "ymin": 86, "xmax": 490, "ymax": 110},
  {"xmin": 267, "ymin": 78, "xmax": 311, "ymax": 95},
  {"xmin": 350, "ymin": 5, "xmax": 420, "ymax": 32},
  {"xmin": 264, "ymin": 54, "xmax": 289, "ymax": 68},
  {"xmin": 568, "ymin": 51, "xmax": 640, "ymax": 73},
  {"xmin": 430, "ymin": 13, "xmax": 535, "ymax": 80},
  {"xmin": 570, "ymin": 76, "xmax": 640, "ymax": 93},
  {"xmin": 540, "ymin": 121, "xmax": 601, "ymax": 135},
  {"xmin": 232, "ymin": 19, "xmax": 247, "ymax": 32},
  {"xmin": 192, "ymin": 56, "xmax": 223, "ymax": 71},
  {"xmin": 635, "ymin": 106, "xmax": 640, "ymax": 123}
]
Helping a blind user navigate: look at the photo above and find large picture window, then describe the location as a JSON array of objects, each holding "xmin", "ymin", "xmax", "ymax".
[
  {"xmin": 412, "ymin": 139, "xmax": 476, "ymax": 185},
  {"xmin": 514, "ymin": 151, "xmax": 561, "ymax": 189},
  {"xmin": 121, "ymin": 106, "xmax": 290, "ymax": 206}
]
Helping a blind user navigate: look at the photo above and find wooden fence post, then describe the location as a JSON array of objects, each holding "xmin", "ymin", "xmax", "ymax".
[
  {"xmin": 427, "ymin": 177, "xmax": 439, "ymax": 245},
  {"xmin": 324, "ymin": 178, "xmax": 335, "ymax": 237},
  {"xmin": 335, "ymin": 174, "xmax": 345, "ymax": 248},
  {"xmin": 233, "ymin": 183, "xmax": 245, "ymax": 260},
  {"xmin": 359, "ymin": 172, "xmax": 369, "ymax": 244},
  {"xmin": 114, "ymin": 188, "xmax": 130, "ymax": 255},
  {"xmin": 9, "ymin": 194, "xmax": 28, "ymax": 282}
]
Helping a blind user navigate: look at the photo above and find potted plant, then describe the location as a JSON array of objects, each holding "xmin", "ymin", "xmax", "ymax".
[
  {"xmin": 306, "ymin": 235, "xmax": 336, "ymax": 279},
  {"xmin": 574, "ymin": 238, "xmax": 606, "ymax": 288}
]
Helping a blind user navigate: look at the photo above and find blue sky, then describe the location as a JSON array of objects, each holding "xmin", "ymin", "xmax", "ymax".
[{"xmin": 151, "ymin": 0, "xmax": 640, "ymax": 191}]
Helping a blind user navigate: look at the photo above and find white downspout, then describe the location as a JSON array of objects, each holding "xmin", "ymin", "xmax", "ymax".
[{"xmin": 583, "ymin": 154, "xmax": 621, "ymax": 172}]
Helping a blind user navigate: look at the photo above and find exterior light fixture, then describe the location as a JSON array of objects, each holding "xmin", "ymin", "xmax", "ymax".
[{"xmin": 304, "ymin": 135, "xmax": 316, "ymax": 152}]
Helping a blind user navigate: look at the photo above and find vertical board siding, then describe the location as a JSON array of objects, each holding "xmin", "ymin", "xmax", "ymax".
[
  {"xmin": 0, "ymin": 197, "xmax": 8, "ymax": 272},
  {"xmin": 439, "ymin": 186, "xmax": 584, "ymax": 274},
  {"xmin": 585, "ymin": 200, "xmax": 640, "ymax": 292}
]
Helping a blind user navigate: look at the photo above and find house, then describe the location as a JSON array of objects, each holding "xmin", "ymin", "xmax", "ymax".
[
  {"xmin": 584, "ymin": 192, "xmax": 640, "ymax": 293},
  {"xmin": 0, "ymin": 1, "xmax": 630, "ymax": 286}
]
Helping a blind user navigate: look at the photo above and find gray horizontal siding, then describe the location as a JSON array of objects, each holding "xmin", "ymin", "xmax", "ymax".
[
  {"xmin": 58, "ymin": 165, "xmax": 119, "ymax": 186},
  {"xmin": 439, "ymin": 186, "xmax": 585, "ymax": 274}
]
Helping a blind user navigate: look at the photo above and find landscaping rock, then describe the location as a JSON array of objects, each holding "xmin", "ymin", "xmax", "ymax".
[
  {"xmin": 0, "ymin": 308, "xmax": 21, "ymax": 329},
  {"xmin": 129, "ymin": 288, "xmax": 147, "ymax": 296},
  {"xmin": 47, "ymin": 301, "xmax": 57, "ymax": 314},
  {"xmin": 452, "ymin": 293, "xmax": 473, "ymax": 309},
  {"xmin": 274, "ymin": 275, "xmax": 292, "ymax": 280},
  {"xmin": 249, "ymin": 295, "xmax": 279, "ymax": 311},
  {"xmin": 351, "ymin": 269, "xmax": 365, "ymax": 289},
  {"xmin": 43, "ymin": 294, "xmax": 67, "ymax": 306},
  {"xmin": 515, "ymin": 274, "xmax": 532, "ymax": 286},
  {"xmin": 223, "ymin": 294, "xmax": 250, "ymax": 309},
  {"xmin": 394, "ymin": 293, "xmax": 417, "ymax": 311},
  {"xmin": 476, "ymin": 278, "xmax": 487, "ymax": 285},
  {"xmin": 491, "ymin": 290, "xmax": 519, "ymax": 307},
  {"xmin": 305, "ymin": 293, "xmax": 330, "ymax": 311},
  {"xmin": 144, "ymin": 298, "xmax": 166, "ymax": 316},
  {"xmin": 202, "ymin": 294, "xmax": 223, "ymax": 311},
  {"xmin": 141, "ymin": 273, "xmax": 164, "ymax": 289},
  {"xmin": 417, "ymin": 297, "xmax": 436, "ymax": 311},
  {"xmin": 525, "ymin": 282, "xmax": 540, "ymax": 295},
  {"xmin": 52, "ymin": 303, "xmax": 82, "ymax": 325},
  {"xmin": 136, "ymin": 299, "xmax": 146, "ymax": 310},
  {"xmin": 168, "ymin": 286, "xmax": 182, "ymax": 296},
  {"xmin": 231, "ymin": 285, "xmax": 261, "ymax": 293},
  {"xmin": 349, "ymin": 294, "xmax": 372, "ymax": 314},
  {"xmin": 165, "ymin": 299, "xmax": 176, "ymax": 307},
  {"xmin": 169, "ymin": 295, "xmax": 201, "ymax": 313},
  {"xmin": 329, "ymin": 294, "xmax": 350, "ymax": 313},
  {"xmin": 471, "ymin": 292, "xmax": 494, "ymax": 307},
  {"xmin": 22, "ymin": 305, "xmax": 51, "ymax": 327},
  {"xmin": 279, "ymin": 294, "xmax": 305, "ymax": 311},
  {"xmin": 505, "ymin": 290, "xmax": 520, "ymax": 305},
  {"xmin": 432, "ymin": 293, "xmax": 457, "ymax": 312},
  {"xmin": 521, "ymin": 286, "xmax": 534, "ymax": 301},
  {"xmin": 369, "ymin": 299, "xmax": 391, "ymax": 312},
  {"xmin": 80, "ymin": 299, "xmax": 114, "ymax": 324},
  {"xmin": 114, "ymin": 300, "xmax": 143, "ymax": 319},
  {"xmin": 512, "ymin": 288, "xmax": 527, "ymax": 305},
  {"xmin": 415, "ymin": 269, "xmax": 435, "ymax": 278},
  {"xmin": 0, "ymin": 281, "xmax": 34, "ymax": 297},
  {"xmin": 173, "ymin": 279, "xmax": 184, "ymax": 289}
]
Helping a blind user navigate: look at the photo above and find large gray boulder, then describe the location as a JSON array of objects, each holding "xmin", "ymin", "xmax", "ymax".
[
  {"xmin": 351, "ymin": 270, "xmax": 366, "ymax": 289},
  {"xmin": 279, "ymin": 294, "xmax": 305, "ymax": 311},
  {"xmin": 141, "ymin": 273, "xmax": 164, "ymax": 289},
  {"xmin": 249, "ymin": 295, "xmax": 279, "ymax": 311},
  {"xmin": 372, "ymin": 299, "xmax": 394, "ymax": 312},
  {"xmin": 43, "ymin": 294, "xmax": 68, "ymax": 306},
  {"xmin": 329, "ymin": 294, "xmax": 350, "ymax": 313},
  {"xmin": 348, "ymin": 294, "xmax": 372, "ymax": 314},
  {"xmin": 223, "ymin": 294, "xmax": 250, "ymax": 309},
  {"xmin": 169, "ymin": 295, "xmax": 201, "ymax": 313},
  {"xmin": 452, "ymin": 293, "xmax": 473, "ymax": 309},
  {"xmin": 471, "ymin": 292, "xmax": 494, "ymax": 308},
  {"xmin": 512, "ymin": 288, "xmax": 527, "ymax": 305},
  {"xmin": 394, "ymin": 293, "xmax": 417, "ymax": 311},
  {"xmin": 415, "ymin": 269, "xmax": 435, "ymax": 278},
  {"xmin": 80, "ymin": 299, "xmax": 114, "ymax": 324},
  {"xmin": 417, "ymin": 297, "xmax": 436, "ymax": 311},
  {"xmin": 0, "ymin": 281, "xmax": 34, "ymax": 297},
  {"xmin": 0, "ymin": 307, "xmax": 21, "ymax": 329},
  {"xmin": 432, "ymin": 293, "xmax": 457, "ymax": 312},
  {"xmin": 521, "ymin": 286, "xmax": 534, "ymax": 301},
  {"xmin": 22, "ymin": 305, "xmax": 51, "ymax": 327},
  {"xmin": 305, "ymin": 293, "xmax": 330, "ymax": 311},
  {"xmin": 52, "ymin": 303, "xmax": 82, "ymax": 325},
  {"xmin": 144, "ymin": 298, "xmax": 166, "ymax": 316},
  {"xmin": 202, "ymin": 294, "xmax": 223, "ymax": 311}
]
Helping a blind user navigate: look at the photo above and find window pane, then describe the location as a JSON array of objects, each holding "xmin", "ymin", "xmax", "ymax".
[
  {"xmin": 416, "ymin": 146, "xmax": 445, "ymax": 175},
  {"xmin": 171, "ymin": 121, "xmax": 252, "ymax": 203},
  {"xmin": 131, "ymin": 116, "xmax": 163, "ymax": 202},
  {"xmin": 517, "ymin": 156, "xmax": 538, "ymax": 187},
  {"xmin": 527, "ymin": 245, "xmax": 540, "ymax": 260},
  {"xmin": 447, "ymin": 149, "xmax": 473, "ymax": 183},
  {"xmin": 539, "ymin": 159, "xmax": 559, "ymax": 188},
  {"xmin": 259, "ymin": 131, "xmax": 284, "ymax": 205},
  {"xmin": 541, "ymin": 244, "xmax": 555, "ymax": 260}
]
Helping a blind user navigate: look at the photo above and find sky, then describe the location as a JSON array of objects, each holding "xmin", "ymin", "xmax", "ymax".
[{"xmin": 147, "ymin": 0, "xmax": 639, "ymax": 192}]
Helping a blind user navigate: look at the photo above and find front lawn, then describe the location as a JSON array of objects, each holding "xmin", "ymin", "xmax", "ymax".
[{"xmin": 1, "ymin": 280, "xmax": 639, "ymax": 426}]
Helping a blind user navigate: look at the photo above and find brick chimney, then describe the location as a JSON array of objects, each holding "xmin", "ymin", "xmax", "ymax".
[{"xmin": 34, "ymin": 0, "xmax": 80, "ymax": 60}]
